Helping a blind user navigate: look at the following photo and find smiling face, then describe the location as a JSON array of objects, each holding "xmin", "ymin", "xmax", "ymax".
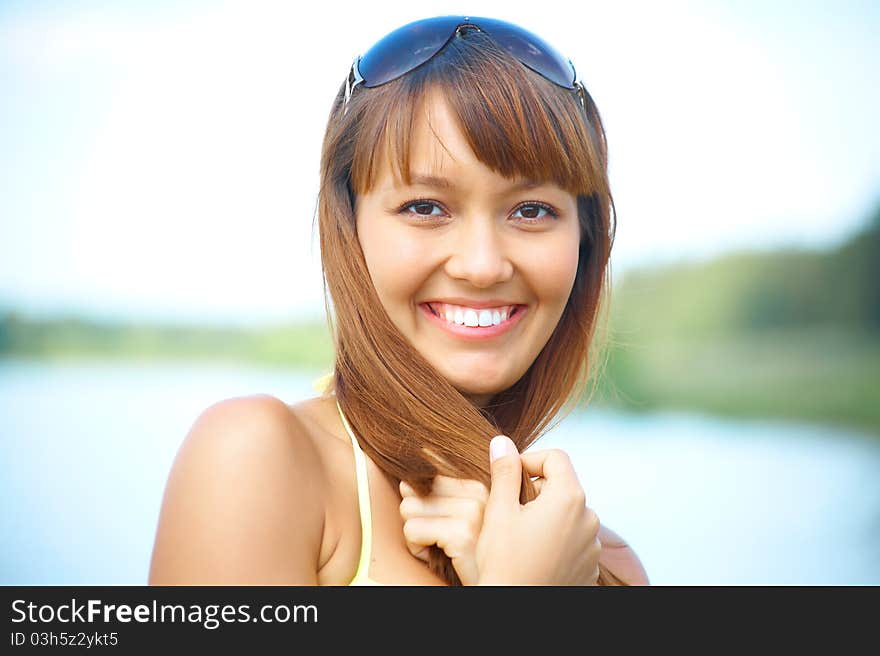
[{"xmin": 354, "ymin": 88, "xmax": 582, "ymax": 407}]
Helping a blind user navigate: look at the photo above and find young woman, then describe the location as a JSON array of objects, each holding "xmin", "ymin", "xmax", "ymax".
[{"xmin": 149, "ymin": 15, "xmax": 648, "ymax": 586}]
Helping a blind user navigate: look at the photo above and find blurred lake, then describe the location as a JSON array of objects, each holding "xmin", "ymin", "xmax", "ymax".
[{"xmin": 1, "ymin": 358, "xmax": 878, "ymax": 585}]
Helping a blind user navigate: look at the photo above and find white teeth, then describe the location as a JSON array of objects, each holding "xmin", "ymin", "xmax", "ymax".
[{"xmin": 430, "ymin": 302, "xmax": 516, "ymax": 327}]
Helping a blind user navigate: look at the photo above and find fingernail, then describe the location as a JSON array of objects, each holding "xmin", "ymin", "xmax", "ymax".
[{"xmin": 490, "ymin": 435, "xmax": 511, "ymax": 462}]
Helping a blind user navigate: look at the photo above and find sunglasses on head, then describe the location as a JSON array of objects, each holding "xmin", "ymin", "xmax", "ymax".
[{"xmin": 343, "ymin": 15, "xmax": 588, "ymax": 115}]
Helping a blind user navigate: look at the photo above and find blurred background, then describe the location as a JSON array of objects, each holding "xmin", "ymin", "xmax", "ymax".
[{"xmin": 1, "ymin": 0, "xmax": 878, "ymax": 585}]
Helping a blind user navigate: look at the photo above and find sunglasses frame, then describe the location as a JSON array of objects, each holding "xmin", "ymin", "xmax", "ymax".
[{"xmin": 342, "ymin": 17, "xmax": 588, "ymax": 115}]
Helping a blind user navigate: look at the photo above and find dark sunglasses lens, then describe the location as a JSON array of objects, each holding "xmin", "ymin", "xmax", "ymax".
[
  {"xmin": 467, "ymin": 16, "xmax": 576, "ymax": 88},
  {"xmin": 358, "ymin": 15, "xmax": 466, "ymax": 88}
]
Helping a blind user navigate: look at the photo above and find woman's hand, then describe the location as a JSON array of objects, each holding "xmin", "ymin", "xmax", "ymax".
[
  {"xmin": 398, "ymin": 475, "xmax": 489, "ymax": 586},
  {"xmin": 474, "ymin": 435, "xmax": 602, "ymax": 585}
]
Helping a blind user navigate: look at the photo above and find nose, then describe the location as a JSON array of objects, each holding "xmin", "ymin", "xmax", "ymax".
[{"xmin": 443, "ymin": 217, "xmax": 514, "ymax": 288}]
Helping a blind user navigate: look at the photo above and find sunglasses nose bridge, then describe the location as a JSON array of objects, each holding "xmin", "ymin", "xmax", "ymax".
[{"xmin": 455, "ymin": 22, "xmax": 481, "ymax": 37}]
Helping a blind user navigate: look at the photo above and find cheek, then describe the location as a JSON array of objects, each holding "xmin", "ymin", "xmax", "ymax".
[
  {"xmin": 358, "ymin": 220, "xmax": 428, "ymax": 307},
  {"xmin": 530, "ymin": 233, "xmax": 580, "ymax": 302}
]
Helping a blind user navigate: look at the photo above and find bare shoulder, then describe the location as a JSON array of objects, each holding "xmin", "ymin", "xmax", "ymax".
[
  {"xmin": 148, "ymin": 394, "xmax": 327, "ymax": 584},
  {"xmin": 598, "ymin": 525, "xmax": 650, "ymax": 586}
]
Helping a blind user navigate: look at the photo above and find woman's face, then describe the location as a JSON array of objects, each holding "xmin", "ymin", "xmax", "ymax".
[{"xmin": 355, "ymin": 89, "xmax": 581, "ymax": 407}]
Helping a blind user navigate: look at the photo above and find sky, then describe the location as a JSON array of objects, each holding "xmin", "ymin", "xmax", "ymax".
[{"xmin": 1, "ymin": 0, "xmax": 878, "ymax": 326}]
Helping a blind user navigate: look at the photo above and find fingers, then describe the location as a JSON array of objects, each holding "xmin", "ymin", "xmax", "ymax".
[
  {"xmin": 399, "ymin": 494, "xmax": 484, "ymax": 522},
  {"xmin": 431, "ymin": 475, "xmax": 489, "ymax": 501},
  {"xmin": 519, "ymin": 448, "xmax": 581, "ymax": 492},
  {"xmin": 400, "ymin": 444, "xmax": 576, "ymax": 515},
  {"xmin": 486, "ymin": 435, "xmax": 523, "ymax": 514},
  {"xmin": 402, "ymin": 516, "xmax": 477, "ymax": 559},
  {"xmin": 401, "ymin": 476, "xmax": 488, "ymax": 503},
  {"xmin": 408, "ymin": 544, "xmax": 431, "ymax": 562},
  {"xmin": 399, "ymin": 476, "xmax": 487, "ymax": 587},
  {"xmin": 401, "ymin": 517, "xmax": 440, "ymax": 557}
]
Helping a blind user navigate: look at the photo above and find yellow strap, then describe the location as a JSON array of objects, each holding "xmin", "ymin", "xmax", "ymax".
[
  {"xmin": 335, "ymin": 398, "xmax": 373, "ymax": 583},
  {"xmin": 311, "ymin": 371, "xmax": 334, "ymax": 395}
]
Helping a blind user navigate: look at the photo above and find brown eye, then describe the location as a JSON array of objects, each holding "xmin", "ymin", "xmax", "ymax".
[
  {"xmin": 412, "ymin": 202, "xmax": 440, "ymax": 215},
  {"xmin": 399, "ymin": 199, "xmax": 446, "ymax": 222},
  {"xmin": 512, "ymin": 202, "xmax": 559, "ymax": 223}
]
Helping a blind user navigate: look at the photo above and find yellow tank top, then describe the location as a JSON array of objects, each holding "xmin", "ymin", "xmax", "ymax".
[{"xmin": 312, "ymin": 372, "xmax": 384, "ymax": 586}]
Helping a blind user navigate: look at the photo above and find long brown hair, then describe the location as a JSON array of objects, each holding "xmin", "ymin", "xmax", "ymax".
[{"xmin": 314, "ymin": 26, "xmax": 623, "ymax": 585}]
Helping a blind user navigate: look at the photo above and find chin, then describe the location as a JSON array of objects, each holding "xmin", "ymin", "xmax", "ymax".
[
  {"xmin": 457, "ymin": 385, "xmax": 503, "ymax": 399},
  {"xmin": 448, "ymin": 373, "xmax": 510, "ymax": 398},
  {"xmin": 424, "ymin": 353, "xmax": 520, "ymax": 395}
]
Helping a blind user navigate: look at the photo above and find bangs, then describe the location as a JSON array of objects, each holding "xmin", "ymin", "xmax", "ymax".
[{"xmin": 348, "ymin": 30, "xmax": 607, "ymax": 198}]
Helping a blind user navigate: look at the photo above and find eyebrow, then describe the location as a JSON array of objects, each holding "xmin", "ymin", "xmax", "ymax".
[{"xmin": 395, "ymin": 173, "xmax": 546, "ymax": 192}]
